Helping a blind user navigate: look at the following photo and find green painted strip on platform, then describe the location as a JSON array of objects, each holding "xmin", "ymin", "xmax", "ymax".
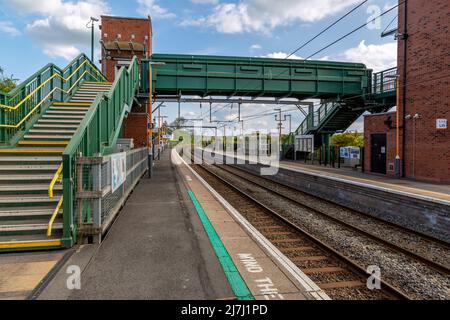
[{"xmin": 187, "ymin": 189, "xmax": 255, "ymax": 301}]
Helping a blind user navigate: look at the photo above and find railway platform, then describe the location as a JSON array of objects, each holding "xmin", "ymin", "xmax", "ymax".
[
  {"xmin": 280, "ymin": 161, "xmax": 450, "ymax": 202},
  {"xmin": 34, "ymin": 149, "xmax": 327, "ymax": 300}
]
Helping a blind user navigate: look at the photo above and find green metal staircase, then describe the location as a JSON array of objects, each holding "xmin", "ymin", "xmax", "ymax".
[
  {"xmin": 0, "ymin": 54, "xmax": 139, "ymax": 252},
  {"xmin": 285, "ymin": 67, "xmax": 398, "ymax": 159}
]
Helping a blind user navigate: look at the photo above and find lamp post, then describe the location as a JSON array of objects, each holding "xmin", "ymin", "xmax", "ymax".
[{"xmin": 87, "ymin": 17, "xmax": 99, "ymax": 62}]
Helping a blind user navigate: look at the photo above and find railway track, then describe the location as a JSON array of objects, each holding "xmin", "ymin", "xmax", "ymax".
[
  {"xmin": 191, "ymin": 164, "xmax": 407, "ymax": 300},
  {"xmin": 189, "ymin": 156, "xmax": 450, "ymax": 300},
  {"xmin": 217, "ymin": 164, "xmax": 450, "ymax": 275}
]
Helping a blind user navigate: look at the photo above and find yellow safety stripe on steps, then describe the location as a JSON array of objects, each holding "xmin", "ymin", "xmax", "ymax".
[
  {"xmin": 18, "ymin": 141, "xmax": 69, "ymax": 146},
  {"xmin": 83, "ymin": 81, "xmax": 112, "ymax": 85},
  {"xmin": 52, "ymin": 102, "xmax": 91, "ymax": 107},
  {"xmin": 0, "ymin": 239, "xmax": 62, "ymax": 250},
  {"xmin": 0, "ymin": 149, "xmax": 65, "ymax": 154}
]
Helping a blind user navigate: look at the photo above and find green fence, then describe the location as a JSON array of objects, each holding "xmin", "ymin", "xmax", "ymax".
[
  {"xmin": 61, "ymin": 56, "xmax": 140, "ymax": 247},
  {"xmin": 0, "ymin": 54, "xmax": 106, "ymax": 145}
]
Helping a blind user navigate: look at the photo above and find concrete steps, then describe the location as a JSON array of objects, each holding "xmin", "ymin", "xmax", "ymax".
[{"xmin": 0, "ymin": 81, "xmax": 111, "ymax": 252}]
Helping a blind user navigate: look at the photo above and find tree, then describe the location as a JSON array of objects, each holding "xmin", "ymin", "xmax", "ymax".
[
  {"xmin": 0, "ymin": 66, "xmax": 17, "ymax": 93},
  {"xmin": 331, "ymin": 132, "xmax": 364, "ymax": 147},
  {"xmin": 170, "ymin": 117, "xmax": 186, "ymax": 129}
]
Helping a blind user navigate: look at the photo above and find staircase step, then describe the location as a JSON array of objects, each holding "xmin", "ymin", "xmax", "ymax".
[
  {"xmin": 0, "ymin": 206, "xmax": 62, "ymax": 219},
  {"xmin": 72, "ymin": 93, "xmax": 99, "ymax": 97},
  {"xmin": 83, "ymin": 81, "xmax": 112, "ymax": 85},
  {"xmin": 34, "ymin": 124, "xmax": 80, "ymax": 129},
  {"xmin": 49, "ymin": 107, "xmax": 89, "ymax": 112},
  {"xmin": 0, "ymin": 148, "xmax": 64, "ymax": 155},
  {"xmin": 0, "ymin": 164, "xmax": 60, "ymax": 171},
  {"xmin": 0, "ymin": 195, "xmax": 61, "ymax": 205},
  {"xmin": 46, "ymin": 110, "xmax": 87, "ymax": 115},
  {"xmin": 29, "ymin": 129, "xmax": 76, "ymax": 135},
  {"xmin": 0, "ymin": 236, "xmax": 62, "ymax": 251},
  {"xmin": 24, "ymin": 135, "xmax": 73, "ymax": 140},
  {"xmin": 42, "ymin": 115, "xmax": 85, "ymax": 119},
  {"xmin": 77, "ymin": 88, "xmax": 110, "ymax": 92},
  {"xmin": 0, "ymin": 174, "xmax": 54, "ymax": 182},
  {"xmin": 69, "ymin": 100, "xmax": 96, "ymax": 104},
  {"xmin": 0, "ymin": 220, "xmax": 63, "ymax": 236},
  {"xmin": 0, "ymin": 184, "xmax": 62, "ymax": 192},
  {"xmin": 0, "ymin": 156, "xmax": 62, "ymax": 163},
  {"xmin": 52, "ymin": 102, "xmax": 91, "ymax": 107},
  {"xmin": 18, "ymin": 141, "xmax": 69, "ymax": 146}
]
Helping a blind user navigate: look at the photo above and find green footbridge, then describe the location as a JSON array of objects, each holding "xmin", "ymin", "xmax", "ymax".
[
  {"xmin": 0, "ymin": 52, "xmax": 395, "ymax": 251},
  {"xmin": 144, "ymin": 54, "xmax": 396, "ymax": 158}
]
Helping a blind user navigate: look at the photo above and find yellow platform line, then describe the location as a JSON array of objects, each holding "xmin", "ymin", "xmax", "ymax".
[
  {"xmin": 18, "ymin": 141, "xmax": 69, "ymax": 146},
  {"xmin": 0, "ymin": 149, "xmax": 65, "ymax": 154},
  {"xmin": 0, "ymin": 239, "xmax": 62, "ymax": 250}
]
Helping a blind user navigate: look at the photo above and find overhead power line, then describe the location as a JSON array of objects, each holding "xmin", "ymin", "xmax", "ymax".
[
  {"xmin": 305, "ymin": 1, "xmax": 404, "ymax": 60},
  {"xmin": 286, "ymin": 0, "xmax": 369, "ymax": 59}
]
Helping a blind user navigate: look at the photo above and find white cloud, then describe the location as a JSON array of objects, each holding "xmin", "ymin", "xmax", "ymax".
[
  {"xmin": 7, "ymin": 0, "xmax": 110, "ymax": 60},
  {"xmin": 191, "ymin": 0, "xmax": 219, "ymax": 4},
  {"xmin": 263, "ymin": 52, "xmax": 303, "ymax": 59},
  {"xmin": 250, "ymin": 44, "xmax": 262, "ymax": 51},
  {"xmin": 137, "ymin": 0, "xmax": 175, "ymax": 19},
  {"xmin": 0, "ymin": 21, "xmax": 21, "ymax": 37},
  {"xmin": 182, "ymin": 0, "xmax": 360, "ymax": 34},
  {"xmin": 340, "ymin": 40, "xmax": 397, "ymax": 72}
]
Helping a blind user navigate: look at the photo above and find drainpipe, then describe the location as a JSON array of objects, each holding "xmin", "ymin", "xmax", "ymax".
[{"xmin": 401, "ymin": 0, "xmax": 408, "ymax": 177}]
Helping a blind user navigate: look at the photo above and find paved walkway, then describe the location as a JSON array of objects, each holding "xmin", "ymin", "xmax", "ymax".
[
  {"xmin": 40, "ymin": 150, "xmax": 233, "ymax": 300},
  {"xmin": 281, "ymin": 161, "xmax": 450, "ymax": 202},
  {"xmin": 0, "ymin": 250, "xmax": 68, "ymax": 300}
]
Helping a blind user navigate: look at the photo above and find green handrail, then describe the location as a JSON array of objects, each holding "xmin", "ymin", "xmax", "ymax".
[
  {"xmin": 0, "ymin": 54, "xmax": 106, "ymax": 144},
  {"xmin": 61, "ymin": 56, "xmax": 140, "ymax": 247}
]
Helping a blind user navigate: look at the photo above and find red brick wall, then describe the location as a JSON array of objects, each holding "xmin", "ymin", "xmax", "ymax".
[
  {"xmin": 100, "ymin": 16, "xmax": 152, "ymax": 148},
  {"xmin": 100, "ymin": 15, "xmax": 152, "ymax": 82},
  {"xmin": 364, "ymin": 112, "xmax": 402, "ymax": 177},
  {"xmin": 396, "ymin": 0, "xmax": 450, "ymax": 183}
]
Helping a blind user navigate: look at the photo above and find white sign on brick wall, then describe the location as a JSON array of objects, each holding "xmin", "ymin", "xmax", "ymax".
[{"xmin": 436, "ymin": 119, "xmax": 448, "ymax": 130}]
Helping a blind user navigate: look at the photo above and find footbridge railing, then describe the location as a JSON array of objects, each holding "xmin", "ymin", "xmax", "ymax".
[
  {"xmin": 62, "ymin": 56, "xmax": 140, "ymax": 247},
  {"xmin": 0, "ymin": 54, "xmax": 106, "ymax": 144}
]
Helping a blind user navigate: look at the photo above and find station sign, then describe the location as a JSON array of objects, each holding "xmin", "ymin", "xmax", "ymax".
[
  {"xmin": 111, "ymin": 152, "xmax": 127, "ymax": 193},
  {"xmin": 340, "ymin": 147, "xmax": 361, "ymax": 159},
  {"xmin": 436, "ymin": 119, "xmax": 448, "ymax": 130}
]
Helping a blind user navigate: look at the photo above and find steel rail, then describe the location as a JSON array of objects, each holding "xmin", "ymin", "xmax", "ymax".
[
  {"xmin": 217, "ymin": 164, "xmax": 450, "ymax": 276},
  {"xmin": 195, "ymin": 163, "xmax": 411, "ymax": 300}
]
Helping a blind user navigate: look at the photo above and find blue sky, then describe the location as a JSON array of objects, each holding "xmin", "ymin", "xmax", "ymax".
[{"xmin": 0, "ymin": 0, "xmax": 399, "ymax": 133}]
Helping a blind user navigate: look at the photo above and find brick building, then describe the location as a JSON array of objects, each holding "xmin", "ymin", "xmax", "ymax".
[
  {"xmin": 364, "ymin": 0, "xmax": 449, "ymax": 183},
  {"xmin": 100, "ymin": 15, "xmax": 152, "ymax": 148}
]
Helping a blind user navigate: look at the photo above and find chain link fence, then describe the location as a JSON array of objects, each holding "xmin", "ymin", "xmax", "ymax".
[{"xmin": 74, "ymin": 147, "xmax": 148, "ymax": 240}]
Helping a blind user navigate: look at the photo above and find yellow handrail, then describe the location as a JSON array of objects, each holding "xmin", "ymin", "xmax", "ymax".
[
  {"xmin": 48, "ymin": 163, "xmax": 63, "ymax": 198},
  {"xmin": 0, "ymin": 59, "xmax": 104, "ymax": 111},
  {"xmin": 0, "ymin": 69, "xmax": 100, "ymax": 129},
  {"xmin": 47, "ymin": 196, "xmax": 63, "ymax": 237}
]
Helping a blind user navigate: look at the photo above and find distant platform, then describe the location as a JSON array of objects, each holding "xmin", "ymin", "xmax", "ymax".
[{"xmin": 280, "ymin": 161, "xmax": 450, "ymax": 204}]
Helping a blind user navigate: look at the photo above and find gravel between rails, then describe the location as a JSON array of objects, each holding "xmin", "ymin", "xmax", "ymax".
[
  {"xmin": 205, "ymin": 164, "xmax": 450, "ymax": 300},
  {"xmin": 191, "ymin": 165, "xmax": 397, "ymax": 300},
  {"xmin": 221, "ymin": 165, "xmax": 450, "ymax": 270}
]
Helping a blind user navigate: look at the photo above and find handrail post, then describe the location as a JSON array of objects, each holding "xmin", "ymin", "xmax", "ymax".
[{"xmin": 62, "ymin": 154, "xmax": 74, "ymax": 248}]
